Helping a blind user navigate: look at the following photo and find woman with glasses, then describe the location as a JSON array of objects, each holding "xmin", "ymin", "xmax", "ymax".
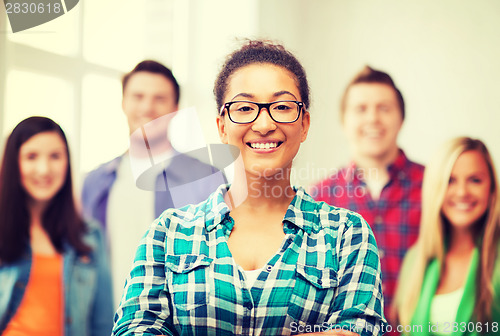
[
  {"xmin": 394, "ymin": 137, "xmax": 500, "ymax": 336},
  {"xmin": 0, "ymin": 116, "xmax": 113, "ymax": 335},
  {"xmin": 113, "ymin": 40, "xmax": 385, "ymax": 336}
]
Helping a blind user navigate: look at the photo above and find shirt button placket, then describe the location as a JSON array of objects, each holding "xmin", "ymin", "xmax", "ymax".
[{"xmin": 241, "ymin": 288, "xmax": 254, "ymax": 335}]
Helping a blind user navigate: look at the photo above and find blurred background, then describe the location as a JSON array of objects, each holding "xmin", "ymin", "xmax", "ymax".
[{"xmin": 1, "ymin": 0, "xmax": 499, "ymax": 190}]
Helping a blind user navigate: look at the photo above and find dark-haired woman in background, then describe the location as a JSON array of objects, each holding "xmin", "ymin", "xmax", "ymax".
[
  {"xmin": 0, "ymin": 116, "xmax": 113, "ymax": 335},
  {"xmin": 113, "ymin": 40, "xmax": 385, "ymax": 336}
]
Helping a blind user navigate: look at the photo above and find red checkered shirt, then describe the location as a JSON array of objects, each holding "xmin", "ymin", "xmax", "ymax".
[{"xmin": 310, "ymin": 150, "xmax": 424, "ymax": 316}]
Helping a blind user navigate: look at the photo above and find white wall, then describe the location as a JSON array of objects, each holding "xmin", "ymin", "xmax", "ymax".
[{"xmin": 171, "ymin": 0, "xmax": 259, "ymax": 146}]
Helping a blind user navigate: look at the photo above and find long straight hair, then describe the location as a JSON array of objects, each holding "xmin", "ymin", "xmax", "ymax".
[
  {"xmin": 395, "ymin": 137, "xmax": 500, "ymax": 326},
  {"xmin": 0, "ymin": 117, "xmax": 90, "ymax": 263}
]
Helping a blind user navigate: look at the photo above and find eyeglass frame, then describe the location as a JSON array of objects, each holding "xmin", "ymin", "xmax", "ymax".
[{"xmin": 219, "ymin": 100, "xmax": 305, "ymax": 124}]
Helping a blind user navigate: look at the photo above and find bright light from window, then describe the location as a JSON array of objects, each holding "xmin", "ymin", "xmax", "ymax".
[
  {"xmin": 3, "ymin": 69, "xmax": 74, "ymax": 139},
  {"xmin": 83, "ymin": 0, "xmax": 148, "ymax": 71},
  {"xmin": 80, "ymin": 73, "xmax": 128, "ymax": 173}
]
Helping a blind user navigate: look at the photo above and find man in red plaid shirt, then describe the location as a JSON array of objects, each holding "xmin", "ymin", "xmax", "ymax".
[{"xmin": 311, "ymin": 66, "xmax": 424, "ymax": 333}]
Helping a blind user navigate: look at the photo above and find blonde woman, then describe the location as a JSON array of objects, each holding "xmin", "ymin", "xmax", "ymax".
[{"xmin": 394, "ymin": 137, "xmax": 500, "ymax": 336}]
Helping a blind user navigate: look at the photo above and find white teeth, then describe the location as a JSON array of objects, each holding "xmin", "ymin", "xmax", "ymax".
[
  {"xmin": 250, "ymin": 142, "xmax": 278, "ymax": 149},
  {"xmin": 454, "ymin": 202, "xmax": 473, "ymax": 210},
  {"xmin": 35, "ymin": 180, "xmax": 52, "ymax": 187},
  {"xmin": 364, "ymin": 130, "xmax": 383, "ymax": 137}
]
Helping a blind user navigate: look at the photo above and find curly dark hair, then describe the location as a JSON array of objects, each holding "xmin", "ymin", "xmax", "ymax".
[{"xmin": 214, "ymin": 39, "xmax": 310, "ymax": 112}]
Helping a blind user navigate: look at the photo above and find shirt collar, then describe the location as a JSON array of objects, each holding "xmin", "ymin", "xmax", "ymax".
[
  {"xmin": 283, "ymin": 186, "xmax": 322, "ymax": 234},
  {"xmin": 204, "ymin": 184, "xmax": 231, "ymax": 232},
  {"xmin": 106, "ymin": 149, "xmax": 180, "ymax": 176},
  {"xmin": 347, "ymin": 149, "xmax": 410, "ymax": 182},
  {"xmin": 103, "ymin": 155, "xmax": 123, "ymax": 174},
  {"xmin": 387, "ymin": 149, "xmax": 410, "ymax": 180},
  {"xmin": 204, "ymin": 185, "xmax": 321, "ymax": 235}
]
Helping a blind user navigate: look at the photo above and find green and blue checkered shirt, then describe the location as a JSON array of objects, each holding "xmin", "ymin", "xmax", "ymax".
[{"xmin": 113, "ymin": 185, "xmax": 386, "ymax": 335}]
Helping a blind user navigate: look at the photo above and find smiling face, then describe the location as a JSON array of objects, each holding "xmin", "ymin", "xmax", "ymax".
[
  {"xmin": 122, "ymin": 71, "xmax": 178, "ymax": 134},
  {"xmin": 342, "ymin": 83, "xmax": 403, "ymax": 164},
  {"xmin": 18, "ymin": 131, "xmax": 68, "ymax": 206},
  {"xmin": 217, "ymin": 63, "xmax": 310, "ymax": 179},
  {"xmin": 441, "ymin": 150, "xmax": 492, "ymax": 232}
]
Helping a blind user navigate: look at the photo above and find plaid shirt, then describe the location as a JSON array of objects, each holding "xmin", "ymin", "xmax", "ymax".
[
  {"xmin": 113, "ymin": 185, "xmax": 386, "ymax": 336},
  {"xmin": 310, "ymin": 150, "xmax": 424, "ymax": 314}
]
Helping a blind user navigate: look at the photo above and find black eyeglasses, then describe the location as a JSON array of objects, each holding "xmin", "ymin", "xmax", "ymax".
[{"xmin": 220, "ymin": 100, "xmax": 304, "ymax": 124}]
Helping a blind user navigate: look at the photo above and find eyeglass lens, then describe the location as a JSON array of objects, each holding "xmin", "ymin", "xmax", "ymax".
[{"xmin": 227, "ymin": 101, "xmax": 300, "ymax": 123}]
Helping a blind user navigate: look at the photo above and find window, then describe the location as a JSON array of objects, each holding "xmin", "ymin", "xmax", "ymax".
[{"xmin": 1, "ymin": 0, "xmax": 175, "ymax": 186}]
